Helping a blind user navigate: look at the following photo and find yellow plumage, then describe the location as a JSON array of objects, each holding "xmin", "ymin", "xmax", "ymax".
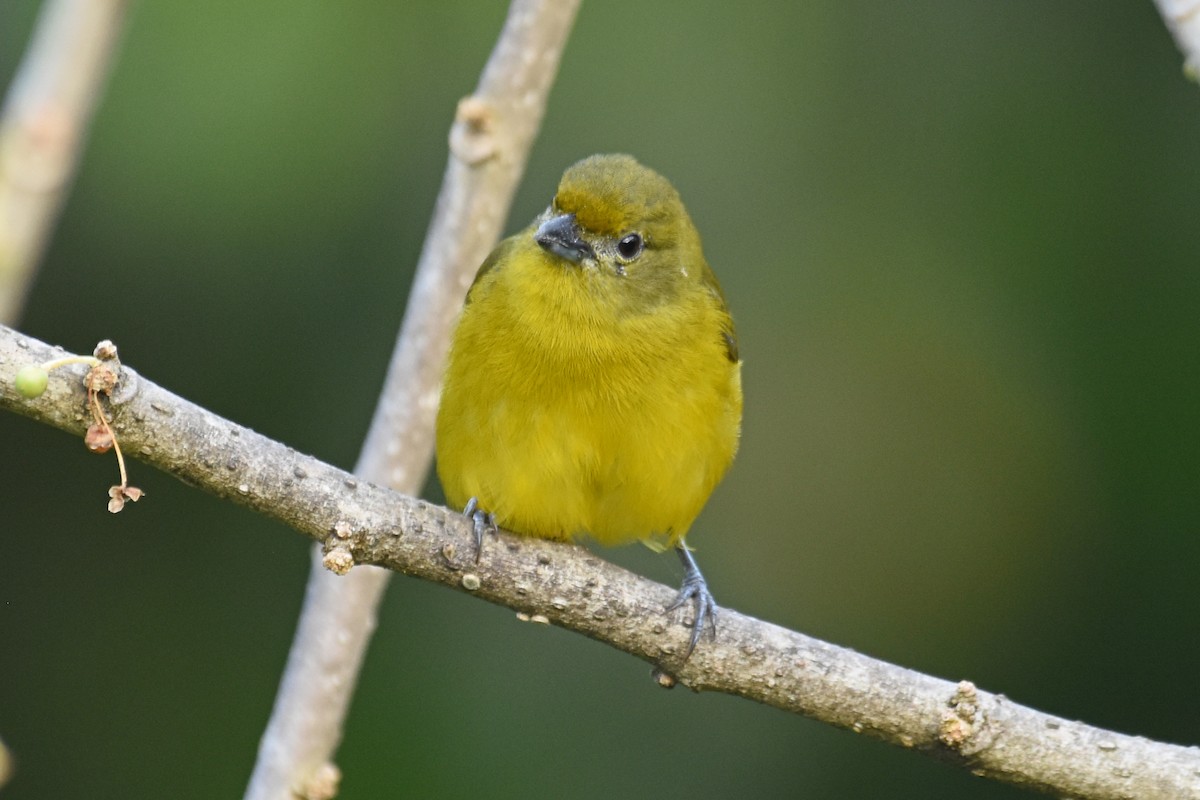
[{"xmin": 435, "ymin": 154, "xmax": 742, "ymax": 654}]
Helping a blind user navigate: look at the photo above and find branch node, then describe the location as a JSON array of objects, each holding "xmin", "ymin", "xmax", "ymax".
[
  {"xmin": 651, "ymin": 667, "xmax": 677, "ymax": 689},
  {"xmin": 1, "ymin": 102, "xmax": 75, "ymax": 192},
  {"xmin": 296, "ymin": 761, "xmax": 341, "ymax": 800},
  {"xmin": 449, "ymin": 95, "xmax": 498, "ymax": 165},
  {"xmin": 93, "ymin": 339, "xmax": 118, "ymax": 361},
  {"xmin": 321, "ymin": 548, "xmax": 355, "ymax": 576},
  {"xmin": 939, "ymin": 679, "xmax": 999, "ymax": 757}
]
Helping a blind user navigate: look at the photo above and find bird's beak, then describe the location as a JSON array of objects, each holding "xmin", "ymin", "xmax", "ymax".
[{"xmin": 535, "ymin": 213, "xmax": 594, "ymax": 265}]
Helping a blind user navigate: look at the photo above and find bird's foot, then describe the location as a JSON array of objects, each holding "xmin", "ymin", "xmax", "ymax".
[
  {"xmin": 462, "ymin": 497, "xmax": 496, "ymax": 563},
  {"xmin": 666, "ymin": 542, "xmax": 718, "ymax": 660}
]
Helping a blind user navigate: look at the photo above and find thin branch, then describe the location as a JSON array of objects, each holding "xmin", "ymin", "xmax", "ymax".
[
  {"xmin": 4, "ymin": 330, "xmax": 1200, "ymax": 800},
  {"xmin": 244, "ymin": 2, "xmax": 580, "ymax": 798},
  {"xmin": 0, "ymin": 0, "xmax": 131, "ymax": 325},
  {"xmin": 0, "ymin": 735, "xmax": 10, "ymax": 791},
  {"xmin": 1155, "ymin": 0, "xmax": 1200, "ymax": 79}
]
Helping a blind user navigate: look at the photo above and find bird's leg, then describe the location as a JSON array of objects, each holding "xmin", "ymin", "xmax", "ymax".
[
  {"xmin": 666, "ymin": 539, "xmax": 718, "ymax": 659},
  {"xmin": 462, "ymin": 497, "xmax": 496, "ymax": 563}
]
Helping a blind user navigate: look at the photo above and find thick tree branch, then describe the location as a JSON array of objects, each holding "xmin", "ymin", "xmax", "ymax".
[
  {"xmin": 4, "ymin": 327, "xmax": 1199, "ymax": 800},
  {"xmin": 244, "ymin": 2, "xmax": 580, "ymax": 798},
  {"xmin": 0, "ymin": 0, "xmax": 130, "ymax": 325}
]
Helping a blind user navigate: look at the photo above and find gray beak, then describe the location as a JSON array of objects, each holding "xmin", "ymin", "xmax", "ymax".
[{"xmin": 535, "ymin": 213, "xmax": 594, "ymax": 265}]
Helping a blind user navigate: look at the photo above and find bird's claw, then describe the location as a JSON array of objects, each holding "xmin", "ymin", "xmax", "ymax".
[
  {"xmin": 462, "ymin": 497, "xmax": 496, "ymax": 563},
  {"xmin": 667, "ymin": 543, "xmax": 718, "ymax": 660}
]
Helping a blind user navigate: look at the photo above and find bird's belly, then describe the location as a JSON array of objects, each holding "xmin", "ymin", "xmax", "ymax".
[{"xmin": 444, "ymin": 379, "xmax": 731, "ymax": 547}]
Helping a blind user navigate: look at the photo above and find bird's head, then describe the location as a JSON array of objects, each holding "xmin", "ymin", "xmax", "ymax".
[{"xmin": 533, "ymin": 154, "xmax": 705, "ymax": 313}]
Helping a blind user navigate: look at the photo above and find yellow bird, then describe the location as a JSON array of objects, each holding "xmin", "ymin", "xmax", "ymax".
[{"xmin": 436, "ymin": 154, "xmax": 742, "ymax": 657}]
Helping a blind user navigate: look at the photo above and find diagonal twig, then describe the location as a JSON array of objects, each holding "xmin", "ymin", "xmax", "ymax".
[
  {"xmin": 0, "ymin": 0, "xmax": 131, "ymax": 325},
  {"xmin": 1155, "ymin": 0, "xmax": 1200, "ymax": 80},
  {"xmin": 243, "ymin": 2, "xmax": 581, "ymax": 798}
]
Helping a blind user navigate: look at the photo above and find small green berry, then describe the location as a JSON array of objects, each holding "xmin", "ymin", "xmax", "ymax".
[{"xmin": 14, "ymin": 365, "xmax": 49, "ymax": 398}]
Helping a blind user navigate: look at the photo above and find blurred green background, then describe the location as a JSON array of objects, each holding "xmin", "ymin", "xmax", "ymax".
[{"xmin": 3, "ymin": 1, "xmax": 1199, "ymax": 798}]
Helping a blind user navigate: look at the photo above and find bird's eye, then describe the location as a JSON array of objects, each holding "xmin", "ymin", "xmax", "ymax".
[{"xmin": 616, "ymin": 233, "xmax": 644, "ymax": 261}]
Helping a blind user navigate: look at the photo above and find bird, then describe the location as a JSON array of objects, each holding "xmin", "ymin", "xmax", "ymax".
[{"xmin": 435, "ymin": 153, "xmax": 742, "ymax": 658}]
